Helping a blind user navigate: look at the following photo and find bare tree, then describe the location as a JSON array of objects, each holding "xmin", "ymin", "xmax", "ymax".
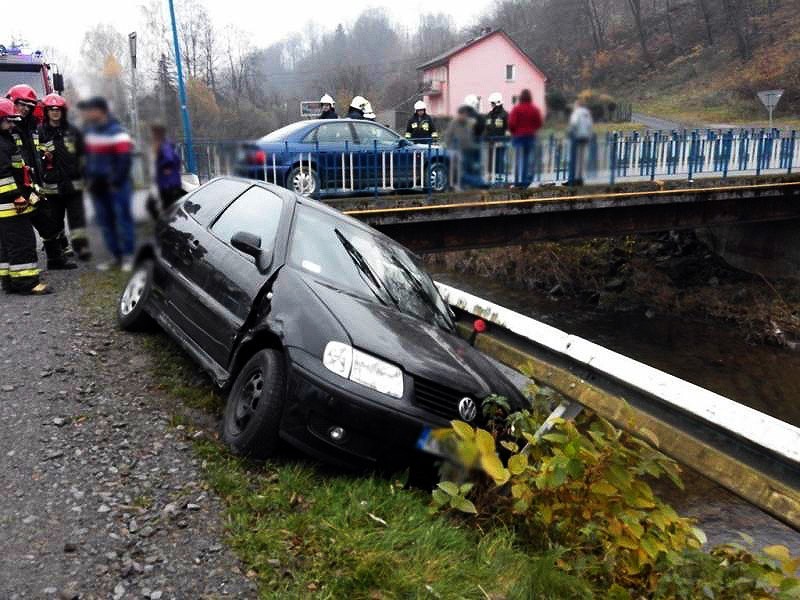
[
  {"xmin": 695, "ymin": 0, "xmax": 714, "ymax": 46},
  {"xmin": 625, "ymin": 0, "xmax": 652, "ymax": 64},
  {"xmin": 721, "ymin": 0, "xmax": 751, "ymax": 60}
]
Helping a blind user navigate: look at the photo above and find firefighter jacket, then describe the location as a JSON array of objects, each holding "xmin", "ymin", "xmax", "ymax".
[
  {"xmin": 404, "ymin": 113, "xmax": 438, "ymax": 141},
  {"xmin": 0, "ymin": 129, "xmax": 33, "ymax": 218},
  {"xmin": 38, "ymin": 120, "xmax": 84, "ymax": 196},
  {"xmin": 319, "ymin": 108, "xmax": 339, "ymax": 119},
  {"xmin": 484, "ymin": 106, "xmax": 509, "ymax": 138},
  {"xmin": 14, "ymin": 114, "xmax": 43, "ymax": 186}
]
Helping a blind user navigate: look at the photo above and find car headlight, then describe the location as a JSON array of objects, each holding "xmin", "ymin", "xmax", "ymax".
[{"xmin": 323, "ymin": 341, "xmax": 404, "ymax": 399}]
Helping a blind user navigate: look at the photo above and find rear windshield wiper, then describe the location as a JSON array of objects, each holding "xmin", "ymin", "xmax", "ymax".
[{"xmin": 334, "ymin": 228, "xmax": 399, "ymax": 309}]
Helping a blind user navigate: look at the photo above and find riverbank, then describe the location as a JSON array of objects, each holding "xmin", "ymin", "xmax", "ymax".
[{"xmin": 427, "ymin": 231, "xmax": 800, "ymax": 348}]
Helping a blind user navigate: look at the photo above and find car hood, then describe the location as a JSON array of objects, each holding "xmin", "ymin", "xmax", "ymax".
[{"xmin": 303, "ymin": 275, "xmax": 519, "ymax": 400}]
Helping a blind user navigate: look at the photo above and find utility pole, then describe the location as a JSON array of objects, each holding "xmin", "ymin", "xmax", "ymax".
[
  {"xmin": 168, "ymin": 0, "xmax": 197, "ymax": 174},
  {"xmin": 128, "ymin": 32, "xmax": 141, "ymax": 145}
]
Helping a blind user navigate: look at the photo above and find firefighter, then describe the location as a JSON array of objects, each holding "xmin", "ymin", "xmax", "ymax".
[
  {"xmin": 485, "ymin": 92, "xmax": 509, "ymax": 181},
  {"xmin": 404, "ymin": 101, "xmax": 438, "ymax": 143},
  {"xmin": 0, "ymin": 98, "xmax": 51, "ymax": 294},
  {"xmin": 346, "ymin": 96, "xmax": 370, "ymax": 120},
  {"xmin": 38, "ymin": 93, "xmax": 91, "ymax": 261},
  {"xmin": 6, "ymin": 84, "xmax": 74, "ymax": 269},
  {"xmin": 319, "ymin": 94, "xmax": 338, "ymax": 119},
  {"xmin": 462, "ymin": 94, "xmax": 485, "ymax": 139}
]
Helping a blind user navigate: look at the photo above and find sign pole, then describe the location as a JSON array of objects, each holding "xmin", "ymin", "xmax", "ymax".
[
  {"xmin": 168, "ymin": 0, "xmax": 197, "ymax": 174},
  {"xmin": 757, "ymin": 89, "xmax": 783, "ymax": 131}
]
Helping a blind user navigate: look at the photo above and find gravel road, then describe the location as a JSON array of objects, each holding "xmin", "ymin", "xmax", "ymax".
[{"xmin": 0, "ymin": 264, "xmax": 256, "ymax": 599}]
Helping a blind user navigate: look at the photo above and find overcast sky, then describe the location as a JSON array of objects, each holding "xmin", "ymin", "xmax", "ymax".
[{"xmin": 2, "ymin": 0, "xmax": 486, "ymax": 67}]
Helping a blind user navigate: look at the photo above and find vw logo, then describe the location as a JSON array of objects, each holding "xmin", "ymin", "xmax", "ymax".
[{"xmin": 458, "ymin": 397, "xmax": 477, "ymax": 422}]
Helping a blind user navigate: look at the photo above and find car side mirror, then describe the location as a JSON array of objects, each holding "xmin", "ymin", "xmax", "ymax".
[
  {"xmin": 231, "ymin": 231, "xmax": 272, "ymax": 271},
  {"xmin": 52, "ymin": 73, "xmax": 64, "ymax": 93}
]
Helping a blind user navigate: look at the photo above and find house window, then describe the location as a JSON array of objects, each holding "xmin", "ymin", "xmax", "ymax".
[{"xmin": 505, "ymin": 64, "xmax": 516, "ymax": 82}]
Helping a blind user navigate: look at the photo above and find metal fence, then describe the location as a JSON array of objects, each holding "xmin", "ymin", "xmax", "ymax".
[{"xmin": 178, "ymin": 127, "xmax": 799, "ymax": 199}]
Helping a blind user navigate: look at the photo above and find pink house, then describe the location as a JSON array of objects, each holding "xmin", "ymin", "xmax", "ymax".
[{"xmin": 417, "ymin": 29, "xmax": 547, "ymax": 118}]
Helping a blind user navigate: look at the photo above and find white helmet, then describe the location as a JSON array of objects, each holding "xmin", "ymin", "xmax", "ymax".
[
  {"xmin": 414, "ymin": 100, "xmax": 427, "ymax": 111},
  {"xmin": 350, "ymin": 95, "xmax": 369, "ymax": 110},
  {"xmin": 464, "ymin": 94, "xmax": 479, "ymax": 111},
  {"xmin": 363, "ymin": 101, "xmax": 376, "ymax": 120},
  {"xmin": 320, "ymin": 93, "xmax": 335, "ymax": 105},
  {"xmin": 488, "ymin": 92, "xmax": 502, "ymax": 106}
]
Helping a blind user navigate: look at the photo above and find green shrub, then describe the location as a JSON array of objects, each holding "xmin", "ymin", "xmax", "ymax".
[{"xmin": 431, "ymin": 398, "xmax": 800, "ymax": 598}]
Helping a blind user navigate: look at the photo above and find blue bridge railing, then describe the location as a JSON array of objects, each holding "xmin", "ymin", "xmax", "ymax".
[{"xmin": 178, "ymin": 128, "xmax": 799, "ymax": 199}]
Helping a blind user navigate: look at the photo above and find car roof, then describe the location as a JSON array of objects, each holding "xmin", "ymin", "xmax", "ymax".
[{"xmin": 210, "ymin": 175, "xmax": 411, "ymax": 249}]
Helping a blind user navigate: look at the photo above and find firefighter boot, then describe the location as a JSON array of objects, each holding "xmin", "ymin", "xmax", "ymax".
[{"xmin": 44, "ymin": 237, "xmax": 77, "ymax": 270}]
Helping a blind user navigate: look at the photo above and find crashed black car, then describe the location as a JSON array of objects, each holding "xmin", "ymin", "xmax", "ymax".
[{"xmin": 117, "ymin": 176, "xmax": 525, "ymax": 468}]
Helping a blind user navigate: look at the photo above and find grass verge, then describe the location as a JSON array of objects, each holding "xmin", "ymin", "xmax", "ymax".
[{"xmin": 79, "ymin": 270, "xmax": 583, "ymax": 599}]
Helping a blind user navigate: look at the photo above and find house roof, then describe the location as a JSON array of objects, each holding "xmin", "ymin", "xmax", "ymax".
[{"xmin": 416, "ymin": 29, "xmax": 546, "ymax": 80}]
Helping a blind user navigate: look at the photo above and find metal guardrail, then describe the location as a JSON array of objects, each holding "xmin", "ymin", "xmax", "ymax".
[
  {"xmin": 436, "ymin": 282, "xmax": 800, "ymax": 531},
  {"xmin": 178, "ymin": 127, "xmax": 799, "ymax": 198}
]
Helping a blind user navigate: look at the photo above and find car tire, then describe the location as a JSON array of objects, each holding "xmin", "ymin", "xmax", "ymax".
[
  {"xmin": 287, "ymin": 165, "xmax": 319, "ymax": 197},
  {"xmin": 222, "ymin": 349, "xmax": 286, "ymax": 458},
  {"xmin": 117, "ymin": 259, "xmax": 155, "ymax": 331},
  {"xmin": 429, "ymin": 162, "xmax": 448, "ymax": 193}
]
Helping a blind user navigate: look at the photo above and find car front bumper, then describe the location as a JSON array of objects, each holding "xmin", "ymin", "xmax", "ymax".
[{"xmin": 281, "ymin": 347, "xmax": 448, "ymax": 470}]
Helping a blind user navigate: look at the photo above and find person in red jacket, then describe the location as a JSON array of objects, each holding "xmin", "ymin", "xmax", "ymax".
[{"xmin": 508, "ymin": 88, "xmax": 543, "ymax": 186}]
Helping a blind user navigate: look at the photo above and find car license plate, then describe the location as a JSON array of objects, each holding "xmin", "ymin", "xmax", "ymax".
[{"xmin": 416, "ymin": 427, "xmax": 444, "ymax": 457}]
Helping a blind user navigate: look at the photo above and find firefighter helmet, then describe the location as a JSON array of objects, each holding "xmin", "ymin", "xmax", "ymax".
[
  {"xmin": 320, "ymin": 93, "xmax": 335, "ymax": 105},
  {"xmin": 464, "ymin": 94, "xmax": 479, "ymax": 111},
  {"xmin": 350, "ymin": 95, "xmax": 369, "ymax": 111},
  {"xmin": 488, "ymin": 92, "xmax": 503, "ymax": 106},
  {"xmin": 43, "ymin": 93, "xmax": 67, "ymax": 110},
  {"xmin": 0, "ymin": 98, "xmax": 20, "ymax": 120},
  {"xmin": 363, "ymin": 101, "xmax": 376, "ymax": 120},
  {"xmin": 414, "ymin": 100, "xmax": 427, "ymax": 111},
  {"xmin": 6, "ymin": 84, "xmax": 38, "ymax": 106}
]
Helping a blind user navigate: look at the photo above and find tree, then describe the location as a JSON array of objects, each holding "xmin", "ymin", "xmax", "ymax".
[
  {"xmin": 695, "ymin": 0, "xmax": 714, "ymax": 46},
  {"xmin": 625, "ymin": 0, "xmax": 652, "ymax": 64},
  {"xmin": 721, "ymin": 0, "xmax": 751, "ymax": 60}
]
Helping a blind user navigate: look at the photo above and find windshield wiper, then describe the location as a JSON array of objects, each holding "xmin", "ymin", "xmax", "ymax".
[
  {"xmin": 387, "ymin": 254, "xmax": 453, "ymax": 329},
  {"xmin": 334, "ymin": 228, "xmax": 399, "ymax": 309}
]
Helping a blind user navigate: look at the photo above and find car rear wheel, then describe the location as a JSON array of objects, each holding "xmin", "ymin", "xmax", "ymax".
[
  {"xmin": 429, "ymin": 162, "xmax": 448, "ymax": 192},
  {"xmin": 287, "ymin": 165, "xmax": 319, "ymax": 197},
  {"xmin": 118, "ymin": 259, "xmax": 155, "ymax": 331},
  {"xmin": 222, "ymin": 349, "xmax": 286, "ymax": 458}
]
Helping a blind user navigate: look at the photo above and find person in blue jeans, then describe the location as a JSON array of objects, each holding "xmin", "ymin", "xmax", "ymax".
[{"xmin": 78, "ymin": 97, "xmax": 134, "ymax": 271}]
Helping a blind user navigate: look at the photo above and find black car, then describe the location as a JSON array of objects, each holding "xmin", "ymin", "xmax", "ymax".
[{"xmin": 118, "ymin": 177, "xmax": 525, "ymax": 468}]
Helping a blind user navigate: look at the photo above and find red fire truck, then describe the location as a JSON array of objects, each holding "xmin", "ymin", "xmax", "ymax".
[{"xmin": 0, "ymin": 44, "xmax": 64, "ymax": 100}]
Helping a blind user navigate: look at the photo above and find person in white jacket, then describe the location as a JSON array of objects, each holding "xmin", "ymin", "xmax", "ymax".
[{"xmin": 568, "ymin": 99, "xmax": 594, "ymax": 186}]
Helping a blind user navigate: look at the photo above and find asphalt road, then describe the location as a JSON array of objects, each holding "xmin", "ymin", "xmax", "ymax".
[{"xmin": 0, "ymin": 262, "xmax": 255, "ymax": 599}]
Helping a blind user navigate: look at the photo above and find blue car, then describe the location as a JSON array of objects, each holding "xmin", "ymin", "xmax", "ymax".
[{"xmin": 235, "ymin": 119, "xmax": 450, "ymax": 197}]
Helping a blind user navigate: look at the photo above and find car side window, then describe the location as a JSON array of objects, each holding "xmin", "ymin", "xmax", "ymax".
[
  {"xmin": 182, "ymin": 179, "xmax": 250, "ymax": 226},
  {"xmin": 353, "ymin": 122, "xmax": 398, "ymax": 146},
  {"xmin": 210, "ymin": 186, "xmax": 283, "ymax": 253},
  {"xmin": 307, "ymin": 122, "xmax": 355, "ymax": 144}
]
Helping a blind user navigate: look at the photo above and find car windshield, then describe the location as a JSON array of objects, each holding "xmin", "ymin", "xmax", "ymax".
[
  {"xmin": 289, "ymin": 205, "xmax": 454, "ymax": 331},
  {"xmin": 258, "ymin": 121, "xmax": 312, "ymax": 143}
]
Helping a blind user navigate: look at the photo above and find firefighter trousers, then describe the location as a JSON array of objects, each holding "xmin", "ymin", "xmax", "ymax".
[
  {"xmin": 0, "ymin": 212, "xmax": 41, "ymax": 293},
  {"xmin": 48, "ymin": 191, "xmax": 89, "ymax": 253},
  {"xmin": 29, "ymin": 196, "xmax": 67, "ymax": 261}
]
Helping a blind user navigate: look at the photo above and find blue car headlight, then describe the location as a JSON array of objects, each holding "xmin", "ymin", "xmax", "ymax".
[{"xmin": 322, "ymin": 341, "xmax": 404, "ymax": 399}]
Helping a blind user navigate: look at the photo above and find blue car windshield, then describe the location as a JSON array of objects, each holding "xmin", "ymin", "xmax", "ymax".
[
  {"xmin": 289, "ymin": 205, "xmax": 454, "ymax": 331},
  {"xmin": 259, "ymin": 121, "xmax": 311, "ymax": 143}
]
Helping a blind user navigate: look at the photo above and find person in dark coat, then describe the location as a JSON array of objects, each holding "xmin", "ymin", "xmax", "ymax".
[
  {"xmin": 405, "ymin": 101, "xmax": 438, "ymax": 143},
  {"xmin": 151, "ymin": 123, "xmax": 184, "ymax": 210},
  {"xmin": 346, "ymin": 96, "xmax": 370, "ymax": 120},
  {"xmin": 38, "ymin": 93, "xmax": 91, "ymax": 260},
  {"xmin": 484, "ymin": 92, "xmax": 509, "ymax": 181},
  {"xmin": 319, "ymin": 94, "xmax": 338, "ymax": 119}
]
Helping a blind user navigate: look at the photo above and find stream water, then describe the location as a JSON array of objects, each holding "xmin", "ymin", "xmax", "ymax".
[{"xmin": 434, "ymin": 269, "xmax": 800, "ymax": 552}]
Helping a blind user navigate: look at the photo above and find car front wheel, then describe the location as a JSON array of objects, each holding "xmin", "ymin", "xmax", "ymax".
[
  {"xmin": 118, "ymin": 259, "xmax": 155, "ymax": 331},
  {"xmin": 222, "ymin": 349, "xmax": 286, "ymax": 458},
  {"xmin": 287, "ymin": 165, "xmax": 319, "ymax": 197}
]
